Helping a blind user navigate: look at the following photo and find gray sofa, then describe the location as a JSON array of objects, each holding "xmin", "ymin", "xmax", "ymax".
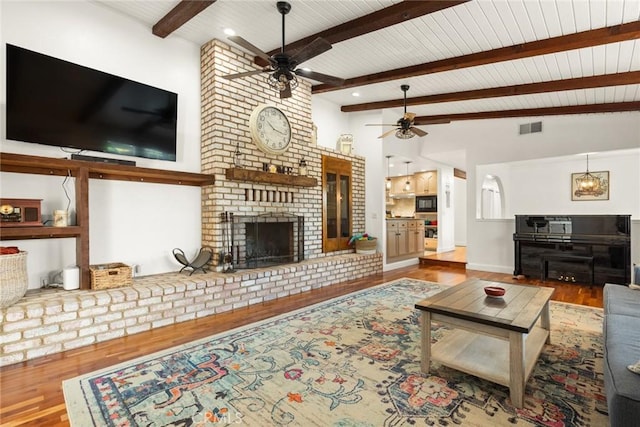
[{"xmin": 603, "ymin": 283, "xmax": 640, "ymax": 427}]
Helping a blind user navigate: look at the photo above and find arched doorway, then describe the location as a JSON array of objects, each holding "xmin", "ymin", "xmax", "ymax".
[{"xmin": 481, "ymin": 175, "xmax": 504, "ymax": 219}]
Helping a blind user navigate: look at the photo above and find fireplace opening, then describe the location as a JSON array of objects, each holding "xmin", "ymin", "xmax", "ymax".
[{"xmin": 232, "ymin": 213, "xmax": 304, "ymax": 269}]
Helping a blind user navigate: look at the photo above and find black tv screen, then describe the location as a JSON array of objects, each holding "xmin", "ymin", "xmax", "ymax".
[{"xmin": 6, "ymin": 44, "xmax": 177, "ymax": 161}]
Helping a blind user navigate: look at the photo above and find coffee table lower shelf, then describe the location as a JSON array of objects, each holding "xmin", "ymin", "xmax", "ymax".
[{"xmin": 431, "ymin": 325, "xmax": 549, "ymax": 388}]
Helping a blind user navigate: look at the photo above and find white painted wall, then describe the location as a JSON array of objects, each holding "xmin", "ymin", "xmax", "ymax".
[
  {"xmin": 311, "ymin": 96, "xmax": 350, "ymax": 150},
  {"xmin": 482, "ymin": 150, "xmax": 640, "ymax": 217},
  {"xmin": 1, "ymin": 1, "xmax": 202, "ymax": 288},
  {"xmin": 437, "ymin": 166, "xmax": 455, "ymax": 252},
  {"xmin": 454, "ymin": 176, "xmax": 467, "ymax": 246}
]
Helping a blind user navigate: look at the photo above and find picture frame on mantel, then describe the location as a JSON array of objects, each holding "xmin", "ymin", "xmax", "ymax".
[{"xmin": 571, "ymin": 171, "xmax": 609, "ymax": 201}]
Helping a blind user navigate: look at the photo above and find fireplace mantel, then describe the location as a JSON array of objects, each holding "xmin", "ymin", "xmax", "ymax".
[{"xmin": 226, "ymin": 168, "xmax": 317, "ymax": 187}]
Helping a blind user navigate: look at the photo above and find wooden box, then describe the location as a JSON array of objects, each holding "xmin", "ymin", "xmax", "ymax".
[{"xmin": 90, "ymin": 263, "xmax": 132, "ymax": 290}]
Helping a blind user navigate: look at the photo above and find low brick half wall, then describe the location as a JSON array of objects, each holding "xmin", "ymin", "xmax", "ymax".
[{"xmin": 0, "ymin": 253, "xmax": 382, "ymax": 366}]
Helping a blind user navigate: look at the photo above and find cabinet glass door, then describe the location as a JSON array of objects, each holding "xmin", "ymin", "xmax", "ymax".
[{"xmin": 322, "ymin": 156, "xmax": 352, "ymax": 252}]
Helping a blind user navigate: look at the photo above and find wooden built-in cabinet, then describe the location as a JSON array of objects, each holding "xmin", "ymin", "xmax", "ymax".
[
  {"xmin": 0, "ymin": 152, "xmax": 214, "ymax": 289},
  {"xmin": 322, "ymin": 156, "xmax": 352, "ymax": 252},
  {"xmin": 386, "ymin": 219, "xmax": 424, "ymax": 262}
]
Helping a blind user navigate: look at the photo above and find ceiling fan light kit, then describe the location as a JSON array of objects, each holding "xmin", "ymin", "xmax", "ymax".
[
  {"xmin": 222, "ymin": 1, "xmax": 344, "ymax": 99},
  {"xmin": 367, "ymin": 85, "xmax": 429, "ymax": 139}
]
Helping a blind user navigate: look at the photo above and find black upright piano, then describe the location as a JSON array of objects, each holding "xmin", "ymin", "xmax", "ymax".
[{"xmin": 513, "ymin": 214, "xmax": 631, "ymax": 285}]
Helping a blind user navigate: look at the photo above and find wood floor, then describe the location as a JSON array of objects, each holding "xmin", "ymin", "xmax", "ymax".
[{"xmin": 0, "ymin": 263, "xmax": 604, "ymax": 427}]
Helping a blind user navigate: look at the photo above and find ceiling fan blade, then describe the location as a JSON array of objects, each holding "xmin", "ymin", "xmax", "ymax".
[
  {"xmin": 295, "ymin": 69, "xmax": 344, "ymax": 86},
  {"xmin": 413, "ymin": 118, "xmax": 452, "ymax": 126},
  {"xmin": 290, "ymin": 37, "xmax": 332, "ymax": 66},
  {"xmin": 410, "ymin": 126, "xmax": 428, "ymax": 137},
  {"xmin": 404, "ymin": 112, "xmax": 416, "ymax": 121},
  {"xmin": 280, "ymin": 81, "xmax": 292, "ymax": 99},
  {"xmin": 365, "ymin": 124, "xmax": 398, "ymax": 126},
  {"xmin": 378, "ymin": 128, "xmax": 398, "ymax": 139},
  {"xmin": 222, "ymin": 68, "xmax": 270, "ymax": 80},
  {"xmin": 228, "ymin": 36, "xmax": 272, "ymax": 63}
]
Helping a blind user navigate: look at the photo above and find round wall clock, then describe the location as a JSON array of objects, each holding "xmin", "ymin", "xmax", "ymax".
[{"xmin": 249, "ymin": 104, "xmax": 292, "ymax": 155}]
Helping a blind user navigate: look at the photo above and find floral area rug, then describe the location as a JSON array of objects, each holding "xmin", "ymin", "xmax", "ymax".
[{"xmin": 63, "ymin": 278, "xmax": 607, "ymax": 426}]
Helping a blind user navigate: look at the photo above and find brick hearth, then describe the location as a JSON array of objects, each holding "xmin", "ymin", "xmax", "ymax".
[{"xmin": 0, "ymin": 253, "xmax": 381, "ymax": 366}]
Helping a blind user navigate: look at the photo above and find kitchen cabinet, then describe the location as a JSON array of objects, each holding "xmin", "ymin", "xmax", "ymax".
[
  {"xmin": 386, "ymin": 220, "xmax": 407, "ymax": 258},
  {"xmin": 387, "ymin": 175, "xmax": 414, "ymax": 196},
  {"xmin": 386, "ymin": 219, "xmax": 424, "ymax": 262},
  {"xmin": 423, "ymin": 219, "xmax": 438, "ymax": 250},
  {"xmin": 408, "ymin": 220, "xmax": 425, "ymax": 254},
  {"xmin": 413, "ymin": 170, "xmax": 437, "ymax": 195}
]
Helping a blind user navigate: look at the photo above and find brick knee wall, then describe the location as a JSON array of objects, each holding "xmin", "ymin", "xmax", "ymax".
[{"xmin": 0, "ymin": 253, "xmax": 382, "ymax": 367}]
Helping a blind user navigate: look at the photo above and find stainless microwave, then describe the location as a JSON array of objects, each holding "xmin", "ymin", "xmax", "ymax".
[{"xmin": 416, "ymin": 195, "xmax": 437, "ymax": 212}]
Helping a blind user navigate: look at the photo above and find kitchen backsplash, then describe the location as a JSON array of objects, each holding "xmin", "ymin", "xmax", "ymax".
[{"xmin": 389, "ymin": 198, "xmax": 415, "ymax": 217}]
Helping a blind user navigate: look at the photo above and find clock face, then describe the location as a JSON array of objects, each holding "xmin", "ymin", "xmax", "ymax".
[{"xmin": 249, "ymin": 105, "xmax": 292, "ymax": 155}]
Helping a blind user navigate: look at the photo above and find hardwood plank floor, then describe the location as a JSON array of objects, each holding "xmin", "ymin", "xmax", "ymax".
[{"xmin": 0, "ymin": 264, "xmax": 603, "ymax": 426}]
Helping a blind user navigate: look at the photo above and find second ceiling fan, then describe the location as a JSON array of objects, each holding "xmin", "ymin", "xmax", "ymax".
[
  {"xmin": 367, "ymin": 85, "xmax": 430, "ymax": 139},
  {"xmin": 222, "ymin": 1, "xmax": 344, "ymax": 99}
]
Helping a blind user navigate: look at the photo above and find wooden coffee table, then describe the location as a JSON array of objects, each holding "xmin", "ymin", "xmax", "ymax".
[{"xmin": 415, "ymin": 278, "xmax": 554, "ymax": 408}]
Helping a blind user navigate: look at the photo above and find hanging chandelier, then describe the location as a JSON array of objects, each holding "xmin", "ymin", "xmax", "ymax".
[
  {"xmin": 385, "ymin": 155, "xmax": 392, "ymax": 190},
  {"xmin": 574, "ymin": 154, "xmax": 604, "ymax": 197},
  {"xmin": 404, "ymin": 161, "xmax": 412, "ymax": 192}
]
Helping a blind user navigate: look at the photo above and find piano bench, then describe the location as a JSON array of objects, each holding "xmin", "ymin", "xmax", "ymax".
[{"xmin": 540, "ymin": 254, "xmax": 595, "ymax": 285}]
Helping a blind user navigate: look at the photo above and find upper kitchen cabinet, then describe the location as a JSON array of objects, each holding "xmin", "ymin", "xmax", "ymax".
[
  {"xmin": 413, "ymin": 171, "xmax": 437, "ymax": 195},
  {"xmin": 387, "ymin": 175, "xmax": 415, "ymax": 197}
]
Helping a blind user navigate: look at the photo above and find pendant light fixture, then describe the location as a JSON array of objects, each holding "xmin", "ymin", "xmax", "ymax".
[
  {"xmin": 404, "ymin": 161, "xmax": 412, "ymax": 192},
  {"xmin": 385, "ymin": 155, "xmax": 392, "ymax": 190},
  {"xmin": 574, "ymin": 154, "xmax": 603, "ymax": 197}
]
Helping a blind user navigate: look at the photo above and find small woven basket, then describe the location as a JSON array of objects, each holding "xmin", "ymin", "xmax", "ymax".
[
  {"xmin": 355, "ymin": 238, "xmax": 377, "ymax": 254},
  {"xmin": 90, "ymin": 263, "xmax": 132, "ymax": 290},
  {"xmin": 0, "ymin": 251, "xmax": 28, "ymax": 308}
]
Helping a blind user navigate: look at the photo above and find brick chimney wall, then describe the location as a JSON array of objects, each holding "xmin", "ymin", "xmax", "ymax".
[{"xmin": 200, "ymin": 39, "xmax": 365, "ymax": 265}]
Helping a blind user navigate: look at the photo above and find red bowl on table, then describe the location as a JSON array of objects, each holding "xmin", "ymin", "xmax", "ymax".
[{"xmin": 484, "ymin": 286, "xmax": 506, "ymax": 297}]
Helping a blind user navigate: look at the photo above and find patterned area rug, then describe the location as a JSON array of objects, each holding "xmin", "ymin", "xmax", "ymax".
[{"xmin": 63, "ymin": 278, "xmax": 607, "ymax": 426}]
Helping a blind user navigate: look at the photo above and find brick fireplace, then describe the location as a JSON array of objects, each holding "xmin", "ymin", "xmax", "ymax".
[
  {"xmin": 233, "ymin": 212, "xmax": 304, "ymax": 269},
  {"xmin": 199, "ymin": 39, "xmax": 366, "ymax": 266}
]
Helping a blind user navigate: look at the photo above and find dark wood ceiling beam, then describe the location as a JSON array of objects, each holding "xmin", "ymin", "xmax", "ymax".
[
  {"xmin": 314, "ymin": 21, "xmax": 640, "ymax": 94},
  {"xmin": 414, "ymin": 101, "xmax": 640, "ymax": 123},
  {"xmin": 254, "ymin": 0, "xmax": 468, "ymax": 66},
  {"xmin": 341, "ymin": 71, "xmax": 640, "ymax": 112},
  {"xmin": 152, "ymin": 0, "xmax": 217, "ymax": 38}
]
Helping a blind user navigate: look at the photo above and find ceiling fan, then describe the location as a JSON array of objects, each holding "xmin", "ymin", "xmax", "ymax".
[
  {"xmin": 366, "ymin": 85, "xmax": 430, "ymax": 139},
  {"xmin": 222, "ymin": 1, "xmax": 344, "ymax": 99}
]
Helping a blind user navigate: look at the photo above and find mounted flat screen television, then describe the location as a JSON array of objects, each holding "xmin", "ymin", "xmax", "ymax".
[{"xmin": 6, "ymin": 44, "xmax": 177, "ymax": 161}]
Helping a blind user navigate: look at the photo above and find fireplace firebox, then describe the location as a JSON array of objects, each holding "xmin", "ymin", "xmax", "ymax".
[{"xmin": 231, "ymin": 213, "xmax": 304, "ymax": 269}]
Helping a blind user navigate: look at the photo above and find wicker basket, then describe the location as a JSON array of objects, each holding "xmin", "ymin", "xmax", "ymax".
[
  {"xmin": 355, "ymin": 238, "xmax": 377, "ymax": 254},
  {"xmin": 90, "ymin": 263, "xmax": 132, "ymax": 290},
  {"xmin": 0, "ymin": 251, "xmax": 28, "ymax": 308}
]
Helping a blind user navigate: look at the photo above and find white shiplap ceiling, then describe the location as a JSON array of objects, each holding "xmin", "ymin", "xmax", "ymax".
[{"xmin": 94, "ymin": 0, "xmax": 640, "ymax": 168}]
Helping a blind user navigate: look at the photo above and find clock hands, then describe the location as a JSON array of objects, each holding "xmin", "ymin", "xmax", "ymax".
[{"xmin": 266, "ymin": 120, "xmax": 287, "ymax": 136}]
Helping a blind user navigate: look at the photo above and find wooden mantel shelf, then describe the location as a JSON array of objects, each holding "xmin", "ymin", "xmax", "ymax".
[
  {"xmin": 226, "ymin": 168, "xmax": 318, "ymax": 187},
  {"xmin": 0, "ymin": 152, "xmax": 214, "ymax": 186}
]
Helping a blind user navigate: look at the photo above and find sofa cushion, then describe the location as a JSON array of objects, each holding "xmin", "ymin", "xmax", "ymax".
[
  {"xmin": 604, "ymin": 283, "xmax": 640, "ymax": 317},
  {"xmin": 603, "ymin": 313, "xmax": 640, "ymax": 427}
]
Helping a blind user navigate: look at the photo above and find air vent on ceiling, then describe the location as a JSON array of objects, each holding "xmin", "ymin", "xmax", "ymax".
[{"xmin": 519, "ymin": 121, "xmax": 542, "ymax": 135}]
